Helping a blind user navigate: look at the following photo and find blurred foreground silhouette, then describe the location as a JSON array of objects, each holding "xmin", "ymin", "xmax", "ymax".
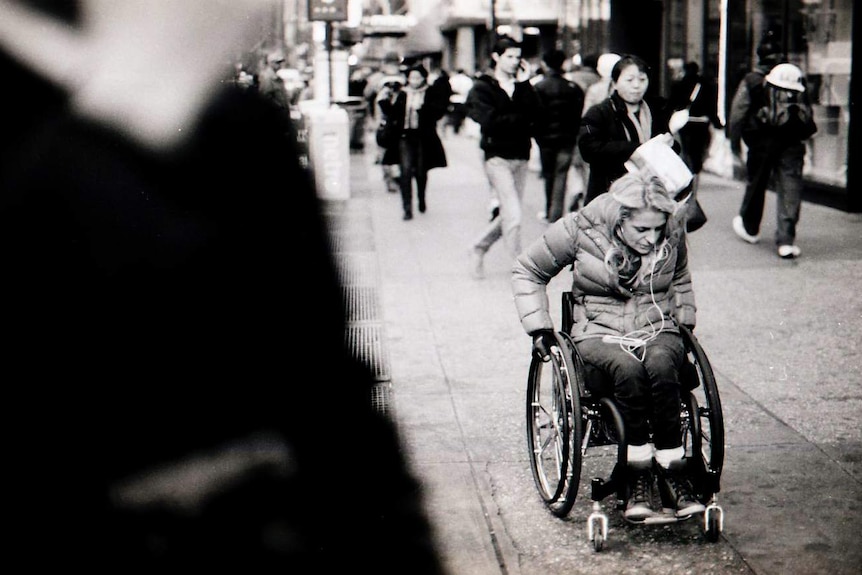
[{"xmin": 0, "ymin": 1, "xmax": 446, "ymax": 571}]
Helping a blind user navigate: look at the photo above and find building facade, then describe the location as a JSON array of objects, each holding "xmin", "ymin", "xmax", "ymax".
[
  {"xmin": 279, "ymin": 0, "xmax": 856, "ymax": 211},
  {"xmin": 436, "ymin": 0, "xmax": 858, "ymax": 212}
]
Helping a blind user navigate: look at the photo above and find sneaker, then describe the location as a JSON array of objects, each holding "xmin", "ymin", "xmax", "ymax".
[
  {"xmin": 469, "ymin": 248, "xmax": 485, "ymax": 280},
  {"xmin": 418, "ymin": 199, "xmax": 426, "ymax": 213},
  {"xmin": 624, "ymin": 466, "xmax": 659, "ymax": 522},
  {"xmin": 732, "ymin": 216, "xmax": 760, "ymax": 244},
  {"xmin": 403, "ymin": 211, "xmax": 413, "ymax": 221},
  {"xmin": 657, "ymin": 464, "xmax": 705, "ymax": 518},
  {"xmin": 777, "ymin": 244, "xmax": 801, "ymax": 259}
]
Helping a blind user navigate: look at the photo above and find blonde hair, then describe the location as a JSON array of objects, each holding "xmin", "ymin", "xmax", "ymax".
[{"xmin": 603, "ymin": 171, "xmax": 674, "ymax": 286}]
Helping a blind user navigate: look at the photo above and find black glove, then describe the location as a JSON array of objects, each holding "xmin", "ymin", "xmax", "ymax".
[{"xmin": 531, "ymin": 329, "xmax": 557, "ymax": 361}]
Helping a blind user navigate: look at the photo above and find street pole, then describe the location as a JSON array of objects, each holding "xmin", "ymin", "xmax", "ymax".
[
  {"xmin": 325, "ymin": 20, "xmax": 333, "ymax": 105},
  {"xmin": 490, "ymin": 0, "xmax": 496, "ymax": 39}
]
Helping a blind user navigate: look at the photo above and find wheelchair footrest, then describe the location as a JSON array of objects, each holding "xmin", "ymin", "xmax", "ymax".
[
  {"xmin": 625, "ymin": 509, "xmax": 698, "ymax": 525},
  {"xmin": 590, "ymin": 476, "xmax": 620, "ymax": 501}
]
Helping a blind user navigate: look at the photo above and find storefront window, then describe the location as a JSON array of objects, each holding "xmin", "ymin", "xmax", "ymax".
[
  {"xmin": 753, "ymin": 0, "xmax": 851, "ymax": 187},
  {"xmin": 799, "ymin": 0, "xmax": 851, "ymax": 187}
]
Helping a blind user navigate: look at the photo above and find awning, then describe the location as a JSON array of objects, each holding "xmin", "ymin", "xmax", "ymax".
[{"xmin": 402, "ymin": 5, "xmax": 447, "ymax": 58}]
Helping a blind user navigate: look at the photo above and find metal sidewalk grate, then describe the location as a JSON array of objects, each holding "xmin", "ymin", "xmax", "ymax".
[
  {"xmin": 322, "ymin": 197, "xmax": 392, "ymax": 414},
  {"xmin": 343, "ymin": 286, "xmax": 382, "ymax": 323},
  {"xmin": 345, "ymin": 321, "xmax": 390, "ymax": 382},
  {"xmin": 369, "ymin": 381, "xmax": 392, "ymax": 416}
]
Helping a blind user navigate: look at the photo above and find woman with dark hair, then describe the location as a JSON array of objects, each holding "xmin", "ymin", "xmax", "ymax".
[
  {"xmin": 512, "ymin": 170, "xmax": 704, "ymax": 522},
  {"xmin": 378, "ymin": 63, "xmax": 448, "ymax": 219},
  {"xmin": 578, "ymin": 54, "xmax": 677, "ymax": 205}
]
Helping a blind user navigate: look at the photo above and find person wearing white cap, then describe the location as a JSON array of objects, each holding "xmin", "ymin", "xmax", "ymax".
[
  {"xmin": 582, "ymin": 52, "xmax": 621, "ymax": 114},
  {"xmin": 728, "ymin": 38, "xmax": 817, "ymax": 259}
]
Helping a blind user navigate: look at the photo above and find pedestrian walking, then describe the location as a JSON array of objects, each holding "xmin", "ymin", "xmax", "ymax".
[
  {"xmin": 668, "ymin": 61, "xmax": 722, "ymax": 232},
  {"xmin": 465, "ymin": 35, "xmax": 540, "ymax": 278},
  {"xmin": 512, "ymin": 170, "xmax": 702, "ymax": 521},
  {"xmin": 375, "ymin": 73, "xmax": 406, "ymax": 194},
  {"xmin": 565, "ymin": 53, "xmax": 602, "ymax": 211},
  {"xmin": 578, "ymin": 54, "xmax": 676, "ymax": 205},
  {"xmin": 567, "ymin": 53, "xmax": 601, "ymax": 94},
  {"xmin": 582, "ymin": 52, "xmax": 621, "ymax": 114},
  {"xmin": 257, "ymin": 51, "xmax": 291, "ymax": 112},
  {"xmin": 533, "ymin": 49, "xmax": 585, "ymax": 222},
  {"xmin": 446, "ymin": 68, "xmax": 474, "ymax": 136},
  {"xmin": 378, "ymin": 63, "xmax": 448, "ymax": 219},
  {"xmin": 728, "ymin": 36, "xmax": 817, "ymax": 258}
]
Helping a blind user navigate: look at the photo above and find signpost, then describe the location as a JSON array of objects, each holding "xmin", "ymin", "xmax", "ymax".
[
  {"xmin": 306, "ymin": 0, "xmax": 351, "ymax": 200},
  {"xmin": 308, "ymin": 0, "xmax": 348, "ymax": 103}
]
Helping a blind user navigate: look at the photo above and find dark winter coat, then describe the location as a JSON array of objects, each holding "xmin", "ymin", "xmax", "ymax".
[
  {"xmin": 727, "ymin": 63, "xmax": 773, "ymax": 154},
  {"xmin": 533, "ymin": 70, "xmax": 585, "ymax": 149},
  {"xmin": 378, "ymin": 86, "xmax": 448, "ymax": 171},
  {"xmin": 465, "ymin": 73, "xmax": 540, "ymax": 161},
  {"xmin": 578, "ymin": 92, "xmax": 674, "ymax": 203}
]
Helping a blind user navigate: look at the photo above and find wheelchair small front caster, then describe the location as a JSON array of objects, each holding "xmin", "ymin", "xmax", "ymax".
[
  {"xmin": 587, "ymin": 502, "xmax": 608, "ymax": 552},
  {"xmin": 704, "ymin": 499, "xmax": 724, "ymax": 542}
]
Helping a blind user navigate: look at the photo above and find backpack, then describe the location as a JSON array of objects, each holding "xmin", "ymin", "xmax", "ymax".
[{"xmin": 756, "ymin": 83, "xmax": 817, "ymax": 139}]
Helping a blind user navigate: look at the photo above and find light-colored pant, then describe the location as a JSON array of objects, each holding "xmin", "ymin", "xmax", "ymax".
[{"xmin": 473, "ymin": 156, "xmax": 528, "ymax": 256}]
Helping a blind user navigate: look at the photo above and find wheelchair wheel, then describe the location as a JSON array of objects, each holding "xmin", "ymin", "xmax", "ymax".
[
  {"xmin": 526, "ymin": 332, "xmax": 582, "ymax": 517},
  {"xmin": 679, "ymin": 326, "xmax": 724, "ymax": 500}
]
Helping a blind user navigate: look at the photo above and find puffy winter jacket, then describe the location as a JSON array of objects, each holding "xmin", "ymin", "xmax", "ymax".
[
  {"xmin": 512, "ymin": 192, "xmax": 696, "ymax": 340},
  {"xmin": 465, "ymin": 73, "xmax": 539, "ymax": 161}
]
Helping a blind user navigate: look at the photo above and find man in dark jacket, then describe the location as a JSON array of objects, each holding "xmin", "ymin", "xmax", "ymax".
[
  {"xmin": 465, "ymin": 35, "xmax": 540, "ymax": 279},
  {"xmin": 534, "ymin": 49, "xmax": 585, "ymax": 222}
]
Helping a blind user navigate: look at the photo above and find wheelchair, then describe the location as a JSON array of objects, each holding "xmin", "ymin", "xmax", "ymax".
[{"xmin": 526, "ymin": 292, "xmax": 725, "ymax": 551}]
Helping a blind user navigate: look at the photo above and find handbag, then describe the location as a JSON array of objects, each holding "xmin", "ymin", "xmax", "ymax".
[
  {"xmin": 684, "ymin": 198, "xmax": 708, "ymax": 232},
  {"xmin": 375, "ymin": 118, "xmax": 399, "ymax": 149},
  {"xmin": 674, "ymin": 185, "xmax": 708, "ymax": 233}
]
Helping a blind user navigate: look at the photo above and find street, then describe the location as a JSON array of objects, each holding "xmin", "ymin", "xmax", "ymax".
[{"xmin": 328, "ymin": 127, "xmax": 862, "ymax": 575}]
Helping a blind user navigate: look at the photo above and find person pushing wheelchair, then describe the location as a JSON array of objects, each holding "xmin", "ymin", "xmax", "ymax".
[{"xmin": 512, "ymin": 169, "xmax": 705, "ymax": 522}]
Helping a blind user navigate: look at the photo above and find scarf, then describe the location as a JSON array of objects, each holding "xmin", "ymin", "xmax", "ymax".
[
  {"xmin": 403, "ymin": 85, "xmax": 427, "ymax": 130},
  {"xmin": 620, "ymin": 98, "xmax": 653, "ymax": 144}
]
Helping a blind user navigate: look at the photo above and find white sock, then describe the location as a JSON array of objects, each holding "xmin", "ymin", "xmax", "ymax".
[
  {"xmin": 654, "ymin": 446, "xmax": 686, "ymax": 469},
  {"xmin": 627, "ymin": 443, "xmax": 653, "ymax": 465}
]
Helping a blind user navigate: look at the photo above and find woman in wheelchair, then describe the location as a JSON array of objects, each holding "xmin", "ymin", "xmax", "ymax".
[{"xmin": 512, "ymin": 170, "xmax": 704, "ymax": 522}]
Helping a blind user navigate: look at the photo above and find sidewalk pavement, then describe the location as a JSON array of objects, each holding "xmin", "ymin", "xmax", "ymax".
[{"xmin": 329, "ymin": 131, "xmax": 861, "ymax": 575}]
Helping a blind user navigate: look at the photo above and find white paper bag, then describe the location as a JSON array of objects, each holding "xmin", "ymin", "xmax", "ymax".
[{"xmin": 624, "ymin": 135, "xmax": 693, "ymax": 194}]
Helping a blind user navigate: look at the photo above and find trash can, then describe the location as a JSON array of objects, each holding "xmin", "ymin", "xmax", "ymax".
[
  {"xmin": 335, "ymin": 97, "xmax": 368, "ymax": 151},
  {"xmin": 300, "ymin": 100, "xmax": 350, "ymax": 201}
]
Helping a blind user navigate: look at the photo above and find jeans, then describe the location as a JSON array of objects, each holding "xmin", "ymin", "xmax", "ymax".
[
  {"xmin": 577, "ymin": 332, "xmax": 685, "ymax": 449},
  {"xmin": 740, "ymin": 140, "xmax": 805, "ymax": 246},
  {"xmin": 473, "ymin": 156, "xmax": 527, "ymax": 256},
  {"xmin": 538, "ymin": 144, "xmax": 574, "ymax": 222},
  {"xmin": 399, "ymin": 131, "xmax": 427, "ymax": 214}
]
